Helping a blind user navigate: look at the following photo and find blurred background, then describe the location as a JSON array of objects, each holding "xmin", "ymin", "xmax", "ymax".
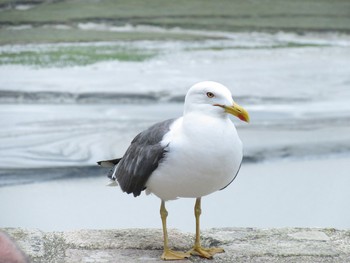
[{"xmin": 0, "ymin": 0, "xmax": 350, "ymax": 232}]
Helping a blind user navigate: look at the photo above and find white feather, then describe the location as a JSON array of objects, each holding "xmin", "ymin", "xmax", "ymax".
[
  {"xmin": 146, "ymin": 82, "xmax": 243, "ymax": 201},
  {"xmin": 106, "ymin": 180, "xmax": 118, "ymax": 187}
]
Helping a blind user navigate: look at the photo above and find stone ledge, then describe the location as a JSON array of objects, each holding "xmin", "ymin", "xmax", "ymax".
[{"xmin": 2, "ymin": 227, "xmax": 350, "ymax": 262}]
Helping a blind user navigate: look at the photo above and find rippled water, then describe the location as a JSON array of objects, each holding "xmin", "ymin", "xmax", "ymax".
[{"xmin": 1, "ymin": 32, "xmax": 350, "ymax": 230}]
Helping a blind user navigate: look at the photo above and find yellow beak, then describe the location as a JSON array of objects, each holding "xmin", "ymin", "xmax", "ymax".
[{"xmin": 223, "ymin": 102, "xmax": 250, "ymax": 123}]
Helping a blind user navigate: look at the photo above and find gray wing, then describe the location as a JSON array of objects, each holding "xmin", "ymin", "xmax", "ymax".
[{"xmin": 109, "ymin": 118, "xmax": 175, "ymax": 197}]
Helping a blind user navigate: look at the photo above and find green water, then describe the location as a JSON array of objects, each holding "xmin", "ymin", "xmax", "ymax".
[
  {"xmin": 0, "ymin": 45, "xmax": 155, "ymax": 67},
  {"xmin": 0, "ymin": 0, "xmax": 348, "ymax": 67}
]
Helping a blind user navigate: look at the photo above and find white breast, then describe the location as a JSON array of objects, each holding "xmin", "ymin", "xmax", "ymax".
[{"xmin": 146, "ymin": 114, "xmax": 243, "ymax": 201}]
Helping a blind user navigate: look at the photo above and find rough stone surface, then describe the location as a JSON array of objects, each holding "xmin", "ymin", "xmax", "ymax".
[{"xmin": 1, "ymin": 228, "xmax": 350, "ymax": 263}]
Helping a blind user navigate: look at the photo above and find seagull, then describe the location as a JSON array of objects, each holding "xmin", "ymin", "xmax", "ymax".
[{"xmin": 98, "ymin": 81, "xmax": 249, "ymax": 260}]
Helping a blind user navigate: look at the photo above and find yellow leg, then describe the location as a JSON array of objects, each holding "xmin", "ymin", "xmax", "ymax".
[
  {"xmin": 188, "ymin": 198, "xmax": 225, "ymax": 258},
  {"xmin": 160, "ymin": 200, "xmax": 190, "ymax": 260}
]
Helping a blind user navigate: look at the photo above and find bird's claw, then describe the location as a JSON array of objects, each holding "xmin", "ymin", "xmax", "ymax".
[
  {"xmin": 161, "ymin": 249, "xmax": 191, "ymax": 260},
  {"xmin": 188, "ymin": 246, "xmax": 225, "ymax": 258}
]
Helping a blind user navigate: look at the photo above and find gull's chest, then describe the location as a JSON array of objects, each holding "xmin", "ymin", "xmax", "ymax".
[
  {"xmin": 146, "ymin": 118, "xmax": 243, "ymax": 200},
  {"xmin": 171, "ymin": 122, "xmax": 242, "ymax": 173}
]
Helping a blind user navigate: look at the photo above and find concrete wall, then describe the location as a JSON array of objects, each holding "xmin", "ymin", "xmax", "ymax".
[{"xmin": 1, "ymin": 227, "xmax": 350, "ymax": 262}]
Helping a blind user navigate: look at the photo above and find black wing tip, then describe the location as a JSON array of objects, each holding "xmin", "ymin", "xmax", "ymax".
[{"xmin": 97, "ymin": 158, "xmax": 122, "ymax": 168}]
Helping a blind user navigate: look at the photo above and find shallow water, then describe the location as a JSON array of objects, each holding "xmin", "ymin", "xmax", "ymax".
[
  {"xmin": 0, "ymin": 101, "xmax": 349, "ymax": 169},
  {"xmin": 1, "ymin": 157, "xmax": 349, "ymax": 231},
  {"xmin": 1, "ymin": 32, "xmax": 350, "ymax": 230}
]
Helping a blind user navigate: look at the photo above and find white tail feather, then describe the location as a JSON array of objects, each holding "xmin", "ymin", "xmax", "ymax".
[{"xmin": 106, "ymin": 180, "xmax": 118, "ymax": 187}]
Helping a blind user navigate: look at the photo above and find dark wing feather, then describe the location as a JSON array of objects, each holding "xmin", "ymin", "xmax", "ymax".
[{"xmin": 109, "ymin": 118, "xmax": 175, "ymax": 197}]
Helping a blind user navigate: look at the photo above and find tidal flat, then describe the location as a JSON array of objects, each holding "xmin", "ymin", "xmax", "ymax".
[{"xmin": 0, "ymin": 0, "xmax": 350, "ymax": 231}]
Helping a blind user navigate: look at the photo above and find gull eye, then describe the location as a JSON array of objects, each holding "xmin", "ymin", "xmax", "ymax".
[{"xmin": 206, "ymin": 92, "xmax": 215, "ymax": 98}]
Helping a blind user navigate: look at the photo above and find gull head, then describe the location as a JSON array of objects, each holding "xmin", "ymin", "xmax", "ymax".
[{"xmin": 184, "ymin": 81, "xmax": 249, "ymax": 122}]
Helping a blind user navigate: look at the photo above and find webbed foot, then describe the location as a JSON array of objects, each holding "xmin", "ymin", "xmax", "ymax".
[
  {"xmin": 188, "ymin": 246, "xmax": 224, "ymax": 259},
  {"xmin": 161, "ymin": 249, "xmax": 191, "ymax": 260}
]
